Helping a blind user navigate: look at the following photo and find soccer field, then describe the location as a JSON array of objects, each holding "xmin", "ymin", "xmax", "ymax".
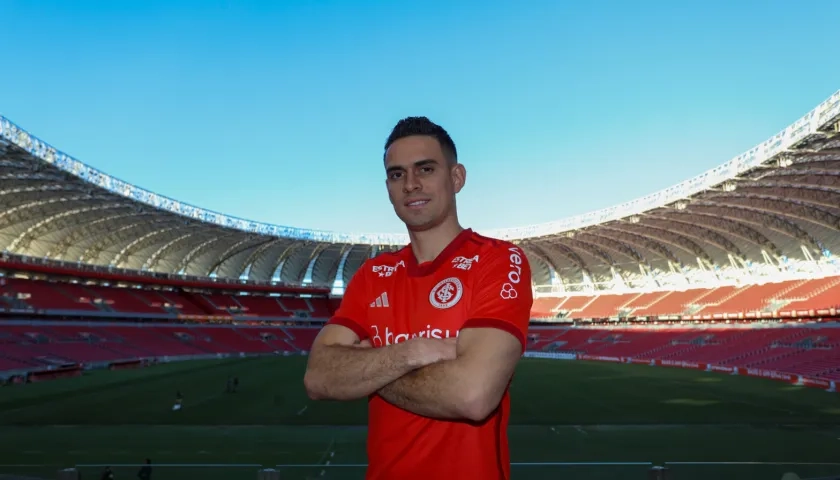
[{"xmin": 0, "ymin": 356, "xmax": 838, "ymax": 480}]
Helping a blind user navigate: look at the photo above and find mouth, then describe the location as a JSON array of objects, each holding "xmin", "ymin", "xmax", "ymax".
[{"xmin": 404, "ymin": 199, "xmax": 430, "ymax": 209}]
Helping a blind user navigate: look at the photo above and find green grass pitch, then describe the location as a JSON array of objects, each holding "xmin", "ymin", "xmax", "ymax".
[{"xmin": 0, "ymin": 355, "xmax": 838, "ymax": 480}]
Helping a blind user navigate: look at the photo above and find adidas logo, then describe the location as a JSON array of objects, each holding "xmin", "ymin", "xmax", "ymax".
[{"xmin": 370, "ymin": 292, "xmax": 390, "ymax": 308}]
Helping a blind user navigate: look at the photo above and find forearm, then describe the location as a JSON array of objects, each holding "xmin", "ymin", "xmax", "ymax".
[
  {"xmin": 304, "ymin": 343, "xmax": 417, "ymax": 401},
  {"xmin": 378, "ymin": 359, "xmax": 475, "ymax": 420}
]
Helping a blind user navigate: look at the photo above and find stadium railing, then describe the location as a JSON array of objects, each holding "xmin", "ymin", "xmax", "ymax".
[
  {"xmin": 31, "ymin": 461, "xmax": 840, "ymax": 479},
  {"xmin": 268, "ymin": 461, "xmax": 655, "ymax": 479},
  {"xmin": 661, "ymin": 462, "xmax": 840, "ymax": 480}
]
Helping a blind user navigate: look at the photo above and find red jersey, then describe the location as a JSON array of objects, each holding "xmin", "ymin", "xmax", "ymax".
[{"xmin": 328, "ymin": 228, "xmax": 533, "ymax": 480}]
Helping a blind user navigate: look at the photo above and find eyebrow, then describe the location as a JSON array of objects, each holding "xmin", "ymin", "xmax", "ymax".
[{"xmin": 386, "ymin": 158, "xmax": 439, "ymax": 175}]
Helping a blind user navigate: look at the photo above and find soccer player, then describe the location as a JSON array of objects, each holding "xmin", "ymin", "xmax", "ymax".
[
  {"xmin": 99, "ymin": 466, "xmax": 115, "ymax": 480},
  {"xmin": 137, "ymin": 458, "xmax": 152, "ymax": 480},
  {"xmin": 304, "ymin": 117, "xmax": 533, "ymax": 479},
  {"xmin": 172, "ymin": 390, "xmax": 183, "ymax": 411}
]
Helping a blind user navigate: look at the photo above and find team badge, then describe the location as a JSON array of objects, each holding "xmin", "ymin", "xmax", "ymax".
[{"xmin": 429, "ymin": 277, "xmax": 463, "ymax": 309}]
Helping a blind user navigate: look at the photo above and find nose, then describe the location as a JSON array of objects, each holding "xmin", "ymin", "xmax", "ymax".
[{"xmin": 402, "ymin": 171, "xmax": 421, "ymax": 193}]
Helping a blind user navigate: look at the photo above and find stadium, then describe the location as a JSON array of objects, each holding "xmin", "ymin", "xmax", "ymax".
[{"xmin": 0, "ymin": 89, "xmax": 839, "ymax": 480}]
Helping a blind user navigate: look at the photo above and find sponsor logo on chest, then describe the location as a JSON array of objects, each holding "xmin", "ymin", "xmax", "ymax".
[
  {"xmin": 370, "ymin": 324, "xmax": 460, "ymax": 347},
  {"xmin": 366, "ymin": 276, "xmax": 466, "ymax": 347},
  {"xmin": 371, "ymin": 260, "xmax": 405, "ymax": 277},
  {"xmin": 451, "ymin": 255, "xmax": 479, "ymax": 271},
  {"xmin": 367, "ymin": 265, "xmax": 470, "ymax": 347}
]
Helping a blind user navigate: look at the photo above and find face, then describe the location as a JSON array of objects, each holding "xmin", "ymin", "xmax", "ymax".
[{"xmin": 384, "ymin": 135, "xmax": 466, "ymax": 232}]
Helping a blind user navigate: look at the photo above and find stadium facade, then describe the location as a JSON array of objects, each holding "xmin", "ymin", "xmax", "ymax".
[{"xmin": 1, "ymin": 90, "xmax": 839, "ymax": 299}]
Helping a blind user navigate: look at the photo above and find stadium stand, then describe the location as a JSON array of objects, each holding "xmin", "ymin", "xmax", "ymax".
[
  {"xmin": 531, "ymin": 275, "xmax": 840, "ymax": 320},
  {"xmin": 1, "ymin": 92, "xmax": 840, "ymax": 398},
  {"xmin": 3, "ymin": 317, "xmax": 839, "ymax": 389},
  {"xmin": 1, "ymin": 276, "xmax": 331, "ymax": 320},
  {"xmin": 1, "ymin": 269, "xmax": 838, "ymax": 390},
  {"xmin": 529, "ymin": 323, "xmax": 840, "ymax": 385}
]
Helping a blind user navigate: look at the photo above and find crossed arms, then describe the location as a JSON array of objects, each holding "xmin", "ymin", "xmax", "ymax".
[
  {"xmin": 376, "ymin": 325, "xmax": 524, "ymax": 421},
  {"xmin": 303, "ymin": 323, "xmax": 524, "ymax": 422}
]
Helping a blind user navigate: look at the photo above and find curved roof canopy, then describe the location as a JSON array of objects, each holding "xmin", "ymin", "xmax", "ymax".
[{"xmin": 1, "ymin": 90, "xmax": 839, "ymax": 291}]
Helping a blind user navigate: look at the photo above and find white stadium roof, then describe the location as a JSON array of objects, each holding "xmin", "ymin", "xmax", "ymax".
[{"xmin": 1, "ymin": 90, "xmax": 839, "ymax": 293}]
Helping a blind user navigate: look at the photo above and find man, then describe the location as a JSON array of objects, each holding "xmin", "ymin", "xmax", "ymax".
[
  {"xmin": 100, "ymin": 466, "xmax": 115, "ymax": 480},
  {"xmin": 137, "ymin": 458, "xmax": 152, "ymax": 480},
  {"xmin": 172, "ymin": 390, "xmax": 182, "ymax": 411},
  {"xmin": 303, "ymin": 116, "xmax": 533, "ymax": 479}
]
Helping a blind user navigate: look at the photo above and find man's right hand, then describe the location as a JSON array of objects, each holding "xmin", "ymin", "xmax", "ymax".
[{"xmin": 406, "ymin": 337, "xmax": 458, "ymax": 368}]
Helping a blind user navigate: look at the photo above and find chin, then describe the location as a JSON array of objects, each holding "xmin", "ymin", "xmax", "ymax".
[
  {"xmin": 405, "ymin": 223, "xmax": 435, "ymax": 233},
  {"xmin": 403, "ymin": 217, "xmax": 443, "ymax": 233},
  {"xmin": 395, "ymin": 207, "xmax": 444, "ymax": 232}
]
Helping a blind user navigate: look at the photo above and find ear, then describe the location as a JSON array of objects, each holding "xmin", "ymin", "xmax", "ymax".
[{"xmin": 451, "ymin": 163, "xmax": 466, "ymax": 194}]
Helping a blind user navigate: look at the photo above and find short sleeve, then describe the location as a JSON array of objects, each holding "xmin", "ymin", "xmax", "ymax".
[
  {"xmin": 326, "ymin": 265, "xmax": 370, "ymax": 341},
  {"xmin": 463, "ymin": 243, "xmax": 534, "ymax": 351}
]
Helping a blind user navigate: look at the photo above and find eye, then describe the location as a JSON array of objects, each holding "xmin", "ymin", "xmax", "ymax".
[
  {"xmin": 387, "ymin": 171, "xmax": 403, "ymax": 181},
  {"xmin": 418, "ymin": 166, "xmax": 434, "ymax": 174}
]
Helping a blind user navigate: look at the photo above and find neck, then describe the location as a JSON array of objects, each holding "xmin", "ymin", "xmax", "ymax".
[{"xmin": 408, "ymin": 217, "xmax": 464, "ymax": 264}]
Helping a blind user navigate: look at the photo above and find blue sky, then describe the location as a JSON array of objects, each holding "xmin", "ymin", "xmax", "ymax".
[{"xmin": 2, "ymin": 0, "xmax": 839, "ymax": 235}]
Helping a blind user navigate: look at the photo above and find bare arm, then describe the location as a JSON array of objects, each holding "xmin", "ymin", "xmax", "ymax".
[
  {"xmin": 377, "ymin": 327, "xmax": 523, "ymax": 422},
  {"xmin": 377, "ymin": 243, "xmax": 534, "ymax": 421},
  {"xmin": 303, "ymin": 324, "xmax": 453, "ymax": 401},
  {"xmin": 303, "ymin": 324, "xmax": 417, "ymax": 401}
]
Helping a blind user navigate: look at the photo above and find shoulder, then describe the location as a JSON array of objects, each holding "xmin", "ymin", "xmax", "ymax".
[
  {"xmin": 456, "ymin": 233, "xmax": 530, "ymax": 292},
  {"xmin": 468, "ymin": 232, "xmax": 529, "ymax": 265}
]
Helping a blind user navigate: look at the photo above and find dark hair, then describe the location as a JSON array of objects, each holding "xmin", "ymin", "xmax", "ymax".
[{"xmin": 384, "ymin": 116, "xmax": 457, "ymax": 164}]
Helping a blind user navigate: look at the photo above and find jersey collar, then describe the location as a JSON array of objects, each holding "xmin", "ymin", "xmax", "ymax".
[{"xmin": 406, "ymin": 228, "xmax": 474, "ymax": 277}]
